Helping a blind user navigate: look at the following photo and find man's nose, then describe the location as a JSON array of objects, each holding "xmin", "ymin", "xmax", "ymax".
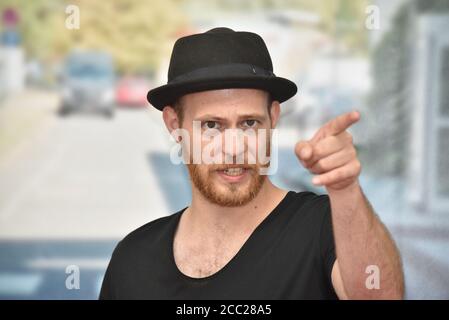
[{"xmin": 222, "ymin": 129, "xmax": 247, "ymax": 162}]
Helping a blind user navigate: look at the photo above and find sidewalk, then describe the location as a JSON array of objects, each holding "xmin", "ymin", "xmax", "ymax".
[{"xmin": 0, "ymin": 89, "xmax": 59, "ymax": 166}]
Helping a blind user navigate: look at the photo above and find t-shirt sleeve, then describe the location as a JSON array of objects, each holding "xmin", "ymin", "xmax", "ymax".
[
  {"xmin": 99, "ymin": 263, "xmax": 113, "ymax": 299},
  {"xmin": 99, "ymin": 241, "xmax": 122, "ymax": 300},
  {"xmin": 319, "ymin": 195, "xmax": 337, "ymax": 285}
]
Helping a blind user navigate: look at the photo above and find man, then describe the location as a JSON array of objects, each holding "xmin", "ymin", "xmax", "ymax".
[{"xmin": 100, "ymin": 27, "xmax": 404, "ymax": 299}]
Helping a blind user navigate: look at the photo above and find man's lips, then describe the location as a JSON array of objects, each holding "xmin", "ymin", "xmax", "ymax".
[{"xmin": 215, "ymin": 166, "xmax": 252, "ymax": 183}]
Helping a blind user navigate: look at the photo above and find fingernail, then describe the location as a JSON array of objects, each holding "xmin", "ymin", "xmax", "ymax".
[{"xmin": 312, "ymin": 177, "xmax": 320, "ymax": 185}]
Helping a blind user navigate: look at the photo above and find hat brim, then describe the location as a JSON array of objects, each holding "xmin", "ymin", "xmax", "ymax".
[{"xmin": 147, "ymin": 75, "xmax": 297, "ymax": 111}]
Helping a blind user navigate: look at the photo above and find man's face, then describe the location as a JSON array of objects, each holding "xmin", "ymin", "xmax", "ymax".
[{"xmin": 164, "ymin": 88, "xmax": 279, "ymax": 207}]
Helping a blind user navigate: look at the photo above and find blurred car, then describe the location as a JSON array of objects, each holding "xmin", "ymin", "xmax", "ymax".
[
  {"xmin": 59, "ymin": 50, "xmax": 116, "ymax": 118},
  {"xmin": 116, "ymin": 76, "xmax": 150, "ymax": 107}
]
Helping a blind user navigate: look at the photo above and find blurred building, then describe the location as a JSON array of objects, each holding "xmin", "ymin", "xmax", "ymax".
[
  {"xmin": 364, "ymin": 0, "xmax": 449, "ymax": 299},
  {"xmin": 0, "ymin": 8, "xmax": 25, "ymax": 96},
  {"xmin": 0, "ymin": 46, "xmax": 25, "ymax": 94},
  {"xmin": 366, "ymin": 0, "xmax": 449, "ymax": 214},
  {"xmin": 408, "ymin": 9, "xmax": 449, "ymax": 214}
]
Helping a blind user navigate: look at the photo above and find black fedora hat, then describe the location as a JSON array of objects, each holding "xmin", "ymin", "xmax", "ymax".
[{"xmin": 147, "ymin": 27, "xmax": 297, "ymax": 111}]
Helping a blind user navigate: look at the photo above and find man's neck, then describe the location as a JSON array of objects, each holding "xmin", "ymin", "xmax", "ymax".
[{"xmin": 184, "ymin": 179, "xmax": 288, "ymax": 238}]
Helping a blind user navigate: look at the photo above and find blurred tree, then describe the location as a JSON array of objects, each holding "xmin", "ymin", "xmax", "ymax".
[
  {"xmin": 365, "ymin": 5, "xmax": 413, "ymax": 176},
  {"xmin": 183, "ymin": 0, "xmax": 368, "ymax": 53},
  {"xmin": 415, "ymin": 0, "xmax": 449, "ymax": 12},
  {"xmin": 333, "ymin": 0, "xmax": 368, "ymax": 53},
  {"xmin": 0, "ymin": 0, "xmax": 370, "ymax": 72},
  {"xmin": 0, "ymin": 0, "xmax": 187, "ymax": 74},
  {"xmin": 0, "ymin": 1, "xmax": 59, "ymax": 61},
  {"xmin": 60, "ymin": 0, "xmax": 187, "ymax": 73}
]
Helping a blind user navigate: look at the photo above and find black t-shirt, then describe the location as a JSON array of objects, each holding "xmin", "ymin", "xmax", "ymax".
[{"xmin": 99, "ymin": 191, "xmax": 338, "ymax": 299}]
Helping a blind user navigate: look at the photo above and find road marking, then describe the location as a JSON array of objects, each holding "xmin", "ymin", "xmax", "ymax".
[
  {"xmin": 26, "ymin": 257, "xmax": 110, "ymax": 270},
  {"xmin": 0, "ymin": 273, "xmax": 42, "ymax": 296}
]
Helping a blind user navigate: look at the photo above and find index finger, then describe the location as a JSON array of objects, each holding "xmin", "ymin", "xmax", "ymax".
[{"xmin": 322, "ymin": 111, "xmax": 360, "ymax": 137}]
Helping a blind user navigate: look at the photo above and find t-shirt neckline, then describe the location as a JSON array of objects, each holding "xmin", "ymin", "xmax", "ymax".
[{"xmin": 168, "ymin": 190, "xmax": 295, "ymax": 282}]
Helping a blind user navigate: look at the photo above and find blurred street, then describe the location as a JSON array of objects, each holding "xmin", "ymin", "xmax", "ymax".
[
  {"xmin": 0, "ymin": 89, "xmax": 190, "ymax": 298},
  {"xmin": 0, "ymin": 90, "xmax": 192, "ymax": 240}
]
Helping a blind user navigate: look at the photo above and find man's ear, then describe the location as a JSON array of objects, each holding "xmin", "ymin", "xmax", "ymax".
[
  {"xmin": 270, "ymin": 101, "xmax": 281, "ymax": 128},
  {"xmin": 162, "ymin": 106, "xmax": 180, "ymax": 133}
]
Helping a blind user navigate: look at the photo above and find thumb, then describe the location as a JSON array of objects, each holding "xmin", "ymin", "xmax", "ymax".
[{"xmin": 295, "ymin": 141, "xmax": 313, "ymax": 164}]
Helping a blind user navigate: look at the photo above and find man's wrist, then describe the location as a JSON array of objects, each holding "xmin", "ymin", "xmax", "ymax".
[{"xmin": 327, "ymin": 179, "xmax": 361, "ymax": 197}]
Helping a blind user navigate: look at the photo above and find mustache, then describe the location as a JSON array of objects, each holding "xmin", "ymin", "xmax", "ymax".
[
  {"xmin": 213, "ymin": 164, "xmax": 256, "ymax": 170},
  {"xmin": 188, "ymin": 164, "xmax": 258, "ymax": 171}
]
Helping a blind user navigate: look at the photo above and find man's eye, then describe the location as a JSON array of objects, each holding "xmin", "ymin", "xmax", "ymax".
[
  {"xmin": 243, "ymin": 119, "xmax": 257, "ymax": 128},
  {"xmin": 202, "ymin": 121, "xmax": 220, "ymax": 130}
]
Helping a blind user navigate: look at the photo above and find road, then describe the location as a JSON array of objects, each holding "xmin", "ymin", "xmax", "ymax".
[{"xmin": 0, "ymin": 92, "xmax": 190, "ymax": 298}]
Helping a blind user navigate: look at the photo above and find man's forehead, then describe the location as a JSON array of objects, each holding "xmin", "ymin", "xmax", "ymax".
[{"xmin": 179, "ymin": 88, "xmax": 270, "ymax": 116}]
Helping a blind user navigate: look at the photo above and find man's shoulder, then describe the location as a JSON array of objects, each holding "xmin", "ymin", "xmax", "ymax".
[
  {"xmin": 112, "ymin": 209, "xmax": 183, "ymax": 258},
  {"xmin": 287, "ymin": 190, "xmax": 330, "ymax": 212},
  {"xmin": 124, "ymin": 212, "xmax": 179, "ymax": 241},
  {"xmin": 282, "ymin": 190, "xmax": 331, "ymax": 228}
]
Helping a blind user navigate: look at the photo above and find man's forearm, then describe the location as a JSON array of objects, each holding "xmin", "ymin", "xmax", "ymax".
[
  {"xmin": 294, "ymin": 111, "xmax": 404, "ymax": 298},
  {"xmin": 328, "ymin": 181, "xmax": 404, "ymax": 299}
]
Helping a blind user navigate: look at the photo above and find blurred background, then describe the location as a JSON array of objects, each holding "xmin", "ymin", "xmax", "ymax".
[{"xmin": 0, "ymin": 0, "xmax": 448, "ymax": 299}]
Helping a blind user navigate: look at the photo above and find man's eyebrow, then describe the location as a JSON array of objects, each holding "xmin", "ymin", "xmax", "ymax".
[
  {"xmin": 236, "ymin": 113, "xmax": 267, "ymax": 121},
  {"xmin": 194, "ymin": 114, "xmax": 225, "ymax": 121},
  {"xmin": 194, "ymin": 113, "xmax": 267, "ymax": 121}
]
